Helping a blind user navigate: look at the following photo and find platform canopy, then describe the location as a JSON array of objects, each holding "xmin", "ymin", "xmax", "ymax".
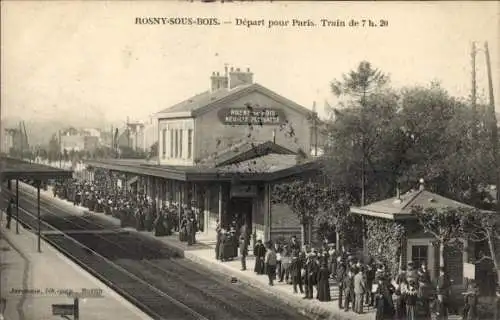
[
  {"xmin": 86, "ymin": 156, "xmax": 320, "ymax": 183},
  {"xmin": 0, "ymin": 156, "xmax": 73, "ymax": 180}
]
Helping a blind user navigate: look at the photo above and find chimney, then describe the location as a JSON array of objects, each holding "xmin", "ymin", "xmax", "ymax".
[
  {"xmin": 419, "ymin": 178, "xmax": 425, "ymax": 191},
  {"xmin": 210, "ymin": 70, "xmax": 229, "ymax": 92},
  {"xmin": 228, "ymin": 66, "xmax": 254, "ymax": 89}
]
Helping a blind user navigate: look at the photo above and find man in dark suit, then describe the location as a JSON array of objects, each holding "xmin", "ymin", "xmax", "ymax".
[
  {"xmin": 343, "ymin": 269, "xmax": 355, "ymax": 312},
  {"xmin": 436, "ymin": 267, "xmax": 451, "ymax": 320},
  {"xmin": 290, "ymin": 253, "xmax": 304, "ymax": 294},
  {"xmin": 289, "ymin": 235, "xmax": 301, "ymax": 256},
  {"xmin": 304, "ymin": 253, "xmax": 319, "ymax": 299},
  {"xmin": 239, "ymin": 234, "xmax": 248, "ymax": 271},
  {"xmin": 6, "ymin": 198, "xmax": 14, "ymax": 229},
  {"xmin": 336, "ymin": 257, "xmax": 347, "ymax": 309},
  {"xmin": 253, "ymin": 240, "xmax": 266, "ymax": 274}
]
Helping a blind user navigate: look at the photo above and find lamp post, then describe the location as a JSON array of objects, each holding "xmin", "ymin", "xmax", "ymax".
[
  {"xmin": 16, "ymin": 179, "xmax": 19, "ymax": 234},
  {"xmin": 37, "ymin": 180, "xmax": 41, "ymax": 253}
]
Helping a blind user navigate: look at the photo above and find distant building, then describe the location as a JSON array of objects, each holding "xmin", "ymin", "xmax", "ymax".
[
  {"xmin": 2, "ymin": 128, "xmax": 28, "ymax": 154},
  {"xmin": 59, "ymin": 127, "xmax": 99, "ymax": 153},
  {"xmin": 116, "ymin": 119, "xmax": 157, "ymax": 153}
]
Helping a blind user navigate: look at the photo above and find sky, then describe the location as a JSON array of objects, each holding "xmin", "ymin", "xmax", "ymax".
[{"xmin": 1, "ymin": 1, "xmax": 499, "ymax": 124}]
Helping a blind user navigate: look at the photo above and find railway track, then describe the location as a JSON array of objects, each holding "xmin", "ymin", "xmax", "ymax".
[{"xmin": 2, "ymin": 187, "xmax": 310, "ymax": 320}]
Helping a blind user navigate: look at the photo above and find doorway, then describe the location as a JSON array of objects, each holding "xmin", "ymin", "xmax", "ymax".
[
  {"xmin": 229, "ymin": 197, "xmax": 253, "ymax": 236},
  {"xmin": 407, "ymin": 238, "xmax": 435, "ymax": 280}
]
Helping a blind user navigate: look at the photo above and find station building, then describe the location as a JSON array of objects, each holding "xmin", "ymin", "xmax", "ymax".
[{"xmin": 87, "ymin": 66, "xmax": 321, "ymax": 243}]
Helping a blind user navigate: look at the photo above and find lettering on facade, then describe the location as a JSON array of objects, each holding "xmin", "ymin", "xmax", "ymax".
[{"xmin": 218, "ymin": 108, "xmax": 286, "ymax": 125}]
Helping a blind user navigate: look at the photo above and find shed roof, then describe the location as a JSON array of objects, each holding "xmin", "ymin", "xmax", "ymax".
[
  {"xmin": 201, "ymin": 140, "xmax": 296, "ymax": 167},
  {"xmin": 350, "ymin": 188, "xmax": 478, "ymax": 220}
]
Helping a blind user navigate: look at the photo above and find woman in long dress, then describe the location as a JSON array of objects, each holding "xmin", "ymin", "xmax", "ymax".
[
  {"xmin": 374, "ymin": 278, "xmax": 395, "ymax": 320},
  {"xmin": 316, "ymin": 261, "xmax": 331, "ymax": 301}
]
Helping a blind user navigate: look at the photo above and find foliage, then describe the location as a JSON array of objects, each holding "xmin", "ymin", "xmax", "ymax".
[
  {"xmin": 271, "ymin": 180, "xmax": 324, "ymax": 225},
  {"xmin": 118, "ymin": 146, "xmax": 146, "ymax": 159},
  {"xmin": 365, "ymin": 218, "xmax": 406, "ymax": 277},
  {"xmin": 331, "ymin": 61, "xmax": 389, "ymax": 99},
  {"xmin": 324, "ymin": 63, "xmax": 499, "ymax": 210},
  {"xmin": 149, "ymin": 141, "xmax": 159, "ymax": 158},
  {"xmin": 412, "ymin": 206, "xmax": 464, "ymax": 247},
  {"xmin": 460, "ymin": 208, "xmax": 500, "ymax": 287}
]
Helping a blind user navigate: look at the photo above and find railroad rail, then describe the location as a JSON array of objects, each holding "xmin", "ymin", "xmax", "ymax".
[{"xmin": 1, "ymin": 187, "xmax": 310, "ymax": 320}]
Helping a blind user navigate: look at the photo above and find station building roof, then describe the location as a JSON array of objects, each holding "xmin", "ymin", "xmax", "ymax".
[
  {"xmin": 0, "ymin": 156, "xmax": 73, "ymax": 180},
  {"xmin": 153, "ymin": 83, "xmax": 313, "ymax": 119}
]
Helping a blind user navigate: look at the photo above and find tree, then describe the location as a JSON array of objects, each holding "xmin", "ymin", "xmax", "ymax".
[
  {"xmin": 460, "ymin": 209, "xmax": 500, "ymax": 290},
  {"xmin": 48, "ymin": 134, "xmax": 60, "ymax": 162},
  {"xmin": 272, "ymin": 180, "xmax": 324, "ymax": 246},
  {"xmin": 149, "ymin": 141, "xmax": 159, "ymax": 159},
  {"xmin": 314, "ymin": 189, "xmax": 357, "ymax": 250},
  {"xmin": 330, "ymin": 61, "xmax": 390, "ymax": 206},
  {"xmin": 413, "ymin": 206, "xmax": 464, "ymax": 272}
]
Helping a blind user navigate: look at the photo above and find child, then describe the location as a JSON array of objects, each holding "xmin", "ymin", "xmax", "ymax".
[
  {"xmin": 405, "ymin": 280, "xmax": 418, "ymax": 320},
  {"xmin": 392, "ymin": 289, "xmax": 404, "ymax": 320}
]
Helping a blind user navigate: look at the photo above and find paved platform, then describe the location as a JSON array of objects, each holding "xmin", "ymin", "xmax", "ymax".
[
  {"xmin": 18, "ymin": 182, "xmax": 374, "ymax": 320},
  {"xmin": 0, "ymin": 216, "xmax": 151, "ymax": 320}
]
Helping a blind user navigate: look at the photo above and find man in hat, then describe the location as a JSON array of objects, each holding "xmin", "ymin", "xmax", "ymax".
[
  {"xmin": 290, "ymin": 252, "xmax": 304, "ymax": 294},
  {"xmin": 354, "ymin": 266, "xmax": 367, "ymax": 313},
  {"xmin": 289, "ymin": 235, "xmax": 301, "ymax": 256},
  {"xmin": 304, "ymin": 252, "xmax": 319, "ymax": 299},
  {"xmin": 5, "ymin": 198, "xmax": 14, "ymax": 230},
  {"xmin": 436, "ymin": 267, "xmax": 451, "ymax": 320},
  {"xmin": 336, "ymin": 256, "xmax": 347, "ymax": 309},
  {"xmin": 239, "ymin": 234, "xmax": 248, "ymax": 271},
  {"xmin": 253, "ymin": 239, "xmax": 266, "ymax": 274},
  {"xmin": 343, "ymin": 268, "xmax": 355, "ymax": 312},
  {"xmin": 264, "ymin": 243, "xmax": 277, "ymax": 286}
]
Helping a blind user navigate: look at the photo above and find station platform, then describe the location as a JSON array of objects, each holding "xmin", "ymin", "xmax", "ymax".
[
  {"xmin": 0, "ymin": 215, "xmax": 151, "ymax": 320},
  {"xmin": 17, "ymin": 182, "xmax": 373, "ymax": 320}
]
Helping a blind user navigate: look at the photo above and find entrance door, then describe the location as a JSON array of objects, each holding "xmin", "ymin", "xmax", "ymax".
[
  {"xmin": 407, "ymin": 238, "xmax": 435, "ymax": 280},
  {"xmin": 229, "ymin": 197, "xmax": 253, "ymax": 236}
]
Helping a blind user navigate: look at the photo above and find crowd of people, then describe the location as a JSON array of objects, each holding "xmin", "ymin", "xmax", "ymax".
[
  {"xmin": 226, "ymin": 232, "xmax": 478, "ymax": 320},
  {"xmin": 43, "ymin": 171, "xmax": 481, "ymax": 320},
  {"xmin": 51, "ymin": 170, "xmax": 199, "ymax": 245}
]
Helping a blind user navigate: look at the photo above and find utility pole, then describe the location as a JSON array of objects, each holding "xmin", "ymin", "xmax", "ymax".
[
  {"xmin": 485, "ymin": 42, "xmax": 500, "ymax": 320},
  {"xmin": 126, "ymin": 117, "xmax": 131, "ymax": 149},
  {"xmin": 58, "ymin": 130, "xmax": 62, "ymax": 168},
  {"xmin": 484, "ymin": 42, "xmax": 499, "ymax": 210},
  {"xmin": 471, "ymin": 41, "xmax": 477, "ymax": 140},
  {"xmin": 469, "ymin": 42, "xmax": 478, "ymax": 206},
  {"xmin": 19, "ymin": 122, "xmax": 23, "ymax": 160},
  {"xmin": 312, "ymin": 101, "xmax": 318, "ymax": 157}
]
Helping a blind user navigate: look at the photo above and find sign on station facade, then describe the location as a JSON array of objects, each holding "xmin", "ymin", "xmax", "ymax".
[{"xmin": 218, "ymin": 107, "xmax": 286, "ymax": 125}]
